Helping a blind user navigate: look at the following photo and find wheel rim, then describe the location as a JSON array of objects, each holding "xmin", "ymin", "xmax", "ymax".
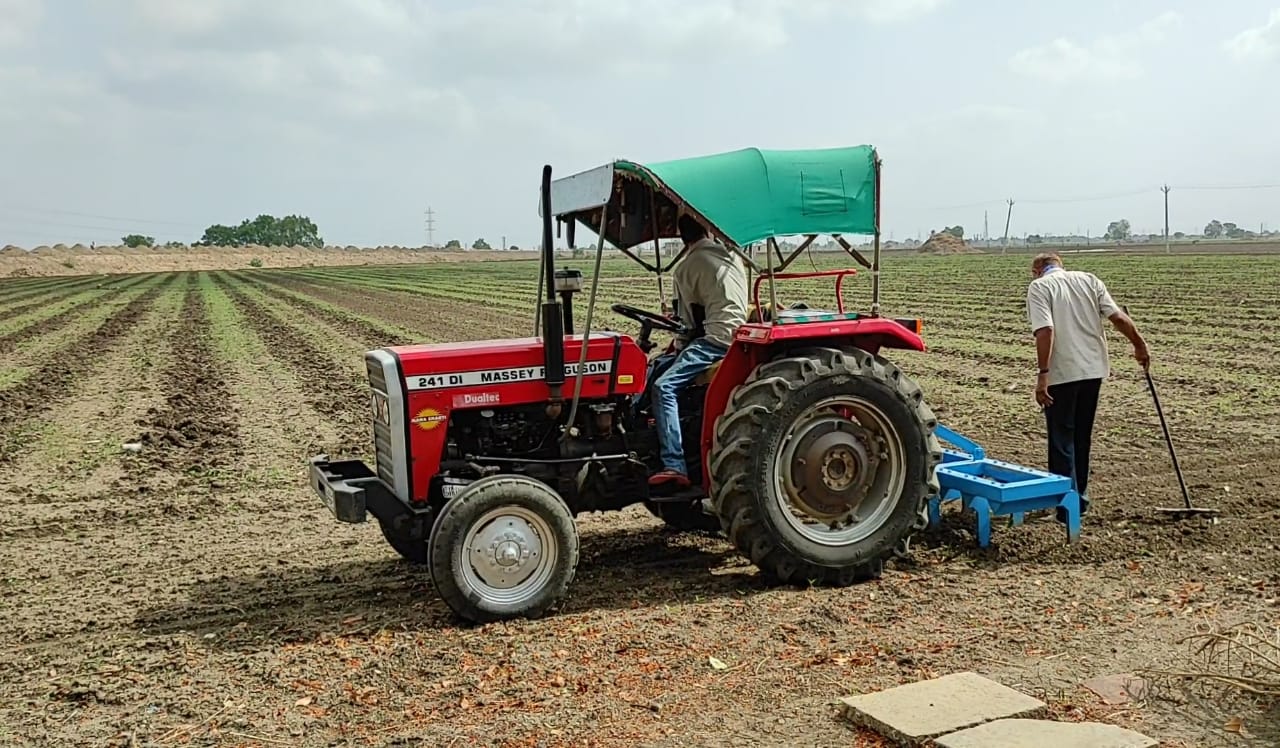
[
  {"xmin": 773, "ymin": 395, "xmax": 906, "ymax": 547},
  {"xmin": 458, "ymin": 506, "xmax": 558, "ymax": 607}
]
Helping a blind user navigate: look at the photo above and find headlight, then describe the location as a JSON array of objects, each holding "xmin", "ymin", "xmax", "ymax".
[{"xmin": 371, "ymin": 392, "xmax": 391, "ymax": 426}]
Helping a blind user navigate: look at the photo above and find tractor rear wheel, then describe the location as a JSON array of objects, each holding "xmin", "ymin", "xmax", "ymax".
[
  {"xmin": 427, "ymin": 475, "xmax": 579, "ymax": 623},
  {"xmin": 709, "ymin": 346, "xmax": 941, "ymax": 586}
]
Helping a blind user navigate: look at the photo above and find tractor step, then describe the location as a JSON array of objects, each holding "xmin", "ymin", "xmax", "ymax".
[{"xmin": 646, "ymin": 485, "xmax": 709, "ymax": 503}]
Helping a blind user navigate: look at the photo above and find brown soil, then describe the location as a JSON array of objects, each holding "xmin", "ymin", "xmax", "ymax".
[
  {"xmin": 130, "ymin": 285, "xmax": 243, "ymax": 493},
  {"xmin": 0, "ymin": 276, "xmax": 174, "ymax": 464},
  {"xmin": 0, "ymin": 245, "xmax": 541, "ymax": 278},
  {"xmin": 0, "ymin": 275, "xmax": 153, "ymax": 356},
  {"xmin": 918, "ymin": 232, "xmax": 977, "ymax": 254},
  {"xmin": 1, "ymin": 257, "xmax": 1278, "ymax": 747}
]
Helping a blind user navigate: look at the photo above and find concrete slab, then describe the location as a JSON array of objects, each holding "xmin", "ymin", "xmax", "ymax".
[
  {"xmin": 838, "ymin": 672, "xmax": 1047, "ymax": 746},
  {"xmin": 935, "ymin": 718, "xmax": 1158, "ymax": 748}
]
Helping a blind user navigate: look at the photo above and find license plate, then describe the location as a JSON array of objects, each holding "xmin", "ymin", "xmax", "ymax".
[{"xmin": 441, "ymin": 480, "xmax": 472, "ymax": 499}]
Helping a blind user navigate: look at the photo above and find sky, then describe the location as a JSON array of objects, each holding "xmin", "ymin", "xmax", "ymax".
[{"xmin": 1, "ymin": 0, "xmax": 1278, "ymax": 248}]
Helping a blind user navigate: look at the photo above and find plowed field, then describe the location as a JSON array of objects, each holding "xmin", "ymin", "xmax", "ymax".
[{"xmin": 2, "ymin": 253, "xmax": 1278, "ymax": 747}]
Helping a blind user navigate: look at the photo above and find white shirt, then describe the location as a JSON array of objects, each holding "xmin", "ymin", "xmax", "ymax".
[{"xmin": 1026, "ymin": 267, "xmax": 1121, "ymax": 386}]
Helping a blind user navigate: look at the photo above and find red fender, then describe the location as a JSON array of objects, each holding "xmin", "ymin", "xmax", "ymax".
[{"xmin": 698, "ymin": 318, "xmax": 925, "ymax": 491}]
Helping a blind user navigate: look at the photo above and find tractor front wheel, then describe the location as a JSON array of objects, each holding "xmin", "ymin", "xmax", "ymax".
[
  {"xmin": 378, "ymin": 518, "xmax": 428, "ymax": 565},
  {"xmin": 427, "ymin": 475, "xmax": 579, "ymax": 623},
  {"xmin": 709, "ymin": 346, "xmax": 941, "ymax": 586}
]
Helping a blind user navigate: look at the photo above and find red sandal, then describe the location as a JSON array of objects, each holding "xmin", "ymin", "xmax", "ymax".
[{"xmin": 647, "ymin": 469, "xmax": 690, "ymax": 487}]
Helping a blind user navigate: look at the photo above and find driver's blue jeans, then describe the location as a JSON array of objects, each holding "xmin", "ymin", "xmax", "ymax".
[{"xmin": 651, "ymin": 337, "xmax": 728, "ymax": 473}]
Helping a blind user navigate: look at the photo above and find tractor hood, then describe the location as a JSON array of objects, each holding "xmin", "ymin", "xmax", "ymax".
[{"xmin": 385, "ymin": 332, "xmax": 647, "ymax": 406}]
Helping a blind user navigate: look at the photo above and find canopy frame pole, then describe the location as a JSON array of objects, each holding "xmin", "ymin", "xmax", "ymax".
[
  {"xmin": 651, "ymin": 194, "xmax": 666, "ymax": 310},
  {"xmin": 832, "ymin": 235, "xmax": 872, "ymax": 269},
  {"xmin": 871, "ymin": 154, "xmax": 883, "ymax": 317},
  {"xmin": 777, "ymin": 235, "xmax": 819, "ymax": 269},
  {"xmin": 765, "ymin": 237, "xmax": 778, "ymax": 319}
]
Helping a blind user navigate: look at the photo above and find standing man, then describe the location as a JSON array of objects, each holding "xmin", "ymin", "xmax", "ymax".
[
  {"xmin": 648, "ymin": 215, "xmax": 748, "ymax": 487},
  {"xmin": 1026, "ymin": 252, "xmax": 1150, "ymax": 510}
]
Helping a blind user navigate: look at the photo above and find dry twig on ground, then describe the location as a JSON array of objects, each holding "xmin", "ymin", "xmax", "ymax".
[{"xmin": 1141, "ymin": 622, "xmax": 1280, "ymax": 702}]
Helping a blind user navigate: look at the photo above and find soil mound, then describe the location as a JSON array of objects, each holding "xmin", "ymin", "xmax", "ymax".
[{"xmin": 918, "ymin": 232, "xmax": 977, "ymax": 254}]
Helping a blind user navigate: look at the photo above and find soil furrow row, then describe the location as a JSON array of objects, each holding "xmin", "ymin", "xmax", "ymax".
[
  {"xmin": 0, "ymin": 274, "xmax": 152, "ymax": 355},
  {"xmin": 0, "ymin": 275, "xmax": 175, "ymax": 465},
  {"xmin": 212, "ymin": 274, "xmax": 372, "ymax": 457},
  {"xmin": 0, "ymin": 275, "xmax": 113, "ymax": 316},
  {"xmin": 128, "ymin": 279, "xmax": 244, "ymax": 489},
  {"xmin": 0, "ymin": 274, "xmax": 110, "ymax": 304},
  {"xmin": 232, "ymin": 272, "xmax": 414, "ymax": 346},
  {"xmin": 255, "ymin": 272, "xmax": 520, "ymax": 343}
]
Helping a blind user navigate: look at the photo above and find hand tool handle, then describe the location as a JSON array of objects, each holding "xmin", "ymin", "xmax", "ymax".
[{"xmin": 1144, "ymin": 368, "xmax": 1193, "ymax": 510}]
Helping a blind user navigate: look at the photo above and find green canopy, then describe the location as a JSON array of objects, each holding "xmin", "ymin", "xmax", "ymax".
[{"xmin": 616, "ymin": 145, "xmax": 878, "ymax": 248}]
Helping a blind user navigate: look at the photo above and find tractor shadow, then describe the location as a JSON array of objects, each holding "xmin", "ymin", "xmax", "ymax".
[{"xmin": 132, "ymin": 524, "xmax": 771, "ymax": 651}]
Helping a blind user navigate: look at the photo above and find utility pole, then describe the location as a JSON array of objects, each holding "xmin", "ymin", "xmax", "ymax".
[
  {"xmin": 424, "ymin": 207, "xmax": 436, "ymax": 248},
  {"xmin": 984, "ymin": 210, "xmax": 989, "ymax": 247},
  {"xmin": 1001, "ymin": 199, "xmax": 1014, "ymax": 253},
  {"xmin": 1161, "ymin": 185, "xmax": 1171, "ymax": 254}
]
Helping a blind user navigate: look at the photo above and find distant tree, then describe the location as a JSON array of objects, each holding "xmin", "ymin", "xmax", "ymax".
[
  {"xmin": 445, "ymin": 239, "xmax": 462, "ymax": 249},
  {"xmin": 472, "ymin": 238, "xmax": 492, "ymax": 250},
  {"xmin": 942, "ymin": 225, "xmax": 964, "ymax": 239},
  {"xmin": 163, "ymin": 240, "xmax": 185, "ymax": 248},
  {"xmin": 1173, "ymin": 231, "xmax": 1186, "ymax": 240},
  {"xmin": 198, "ymin": 214, "xmax": 322, "ymax": 247},
  {"xmin": 508, "ymin": 244, "xmax": 520, "ymax": 251},
  {"xmin": 1026, "ymin": 234, "xmax": 1043, "ymax": 244},
  {"xmin": 122, "ymin": 234, "xmax": 155, "ymax": 248},
  {"xmin": 1204, "ymin": 220, "xmax": 1224, "ymax": 238},
  {"xmin": 1221, "ymin": 222, "xmax": 1251, "ymax": 239},
  {"xmin": 1104, "ymin": 219, "xmax": 1131, "ymax": 241}
]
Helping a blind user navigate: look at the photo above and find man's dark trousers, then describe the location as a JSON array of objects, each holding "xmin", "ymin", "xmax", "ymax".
[{"xmin": 1044, "ymin": 377, "xmax": 1102, "ymax": 509}]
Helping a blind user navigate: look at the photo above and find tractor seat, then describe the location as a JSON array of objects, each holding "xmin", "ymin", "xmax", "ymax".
[
  {"xmin": 776, "ymin": 308, "xmax": 861, "ymax": 323},
  {"xmin": 694, "ymin": 359, "xmax": 723, "ymax": 385}
]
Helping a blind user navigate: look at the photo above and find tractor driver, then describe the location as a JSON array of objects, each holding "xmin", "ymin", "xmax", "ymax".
[{"xmin": 648, "ymin": 215, "xmax": 749, "ymax": 487}]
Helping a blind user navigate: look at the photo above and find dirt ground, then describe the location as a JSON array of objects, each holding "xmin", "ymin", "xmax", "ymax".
[
  {"xmin": 1, "ymin": 254, "xmax": 1278, "ymax": 746},
  {"xmin": 0, "ymin": 244, "xmax": 541, "ymax": 278}
]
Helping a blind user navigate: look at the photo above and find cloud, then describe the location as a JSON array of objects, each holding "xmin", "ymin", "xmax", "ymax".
[
  {"xmin": 1225, "ymin": 8, "xmax": 1280, "ymax": 63},
  {"xmin": 1009, "ymin": 10, "xmax": 1183, "ymax": 82},
  {"xmin": 0, "ymin": 0, "xmax": 42, "ymax": 47},
  {"xmin": 773, "ymin": 0, "xmax": 949, "ymax": 24},
  {"xmin": 77, "ymin": 0, "xmax": 949, "ymax": 133},
  {"xmin": 106, "ymin": 0, "xmax": 947, "ymax": 83}
]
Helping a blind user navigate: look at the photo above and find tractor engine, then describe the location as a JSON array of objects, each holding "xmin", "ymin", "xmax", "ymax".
[{"xmin": 434, "ymin": 396, "xmax": 649, "ymax": 513}]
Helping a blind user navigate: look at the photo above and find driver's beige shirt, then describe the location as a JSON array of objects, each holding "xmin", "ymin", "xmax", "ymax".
[{"xmin": 673, "ymin": 238, "xmax": 748, "ymax": 349}]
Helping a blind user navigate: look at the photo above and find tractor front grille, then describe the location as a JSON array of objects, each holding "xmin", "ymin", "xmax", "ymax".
[{"xmin": 366, "ymin": 353, "xmax": 399, "ymax": 492}]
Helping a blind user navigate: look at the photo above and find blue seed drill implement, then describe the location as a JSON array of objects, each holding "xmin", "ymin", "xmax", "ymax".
[{"xmin": 928, "ymin": 424, "xmax": 1084, "ymax": 547}]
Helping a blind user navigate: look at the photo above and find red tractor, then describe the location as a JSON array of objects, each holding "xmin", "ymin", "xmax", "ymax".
[{"xmin": 310, "ymin": 146, "xmax": 942, "ymax": 623}]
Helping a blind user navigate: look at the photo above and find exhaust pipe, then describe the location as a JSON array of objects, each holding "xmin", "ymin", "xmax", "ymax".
[{"xmin": 539, "ymin": 165, "xmax": 565, "ymax": 409}]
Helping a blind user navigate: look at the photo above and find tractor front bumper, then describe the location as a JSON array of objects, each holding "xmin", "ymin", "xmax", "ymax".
[{"xmin": 309, "ymin": 454, "xmax": 402, "ymax": 524}]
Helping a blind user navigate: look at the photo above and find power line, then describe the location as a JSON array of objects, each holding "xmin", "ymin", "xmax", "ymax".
[
  {"xmin": 0, "ymin": 213, "xmax": 196, "ymax": 234},
  {"xmin": 0, "ymin": 203, "xmax": 197, "ymax": 227},
  {"xmin": 1177, "ymin": 182, "xmax": 1280, "ymax": 191},
  {"xmin": 929, "ymin": 181, "xmax": 1280, "ymax": 212}
]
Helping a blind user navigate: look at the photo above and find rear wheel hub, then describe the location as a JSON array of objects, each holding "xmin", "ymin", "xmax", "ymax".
[
  {"xmin": 775, "ymin": 395, "xmax": 906, "ymax": 547},
  {"xmin": 787, "ymin": 418, "xmax": 882, "ymax": 520}
]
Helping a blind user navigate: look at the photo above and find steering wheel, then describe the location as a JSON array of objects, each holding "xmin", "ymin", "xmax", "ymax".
[{"xmin": 610, "ymin": 303, "xmax": 684, "ymax": 333}]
